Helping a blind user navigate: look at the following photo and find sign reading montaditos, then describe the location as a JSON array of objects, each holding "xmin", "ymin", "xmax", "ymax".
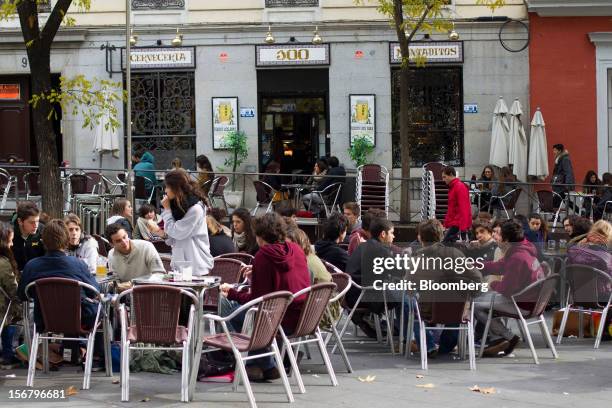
[
  {"xmin": 122, "ymin": 47, "xmax": 196, "ymax": 69},
  {"xmin": 256, "ymin": 44, "xmax": 330, "ymax": 66},
  {"xmin": 389, "ymin": 41, "xmax": 463, "ymax": 64}
]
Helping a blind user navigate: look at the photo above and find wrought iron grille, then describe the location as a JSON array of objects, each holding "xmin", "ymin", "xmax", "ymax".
[
  {"xmin": 128, "ymin": 71, "xmax": 195, "ymax": 169},
  {"xmin": 129, "ymin": 136, "xmax": 196, "ymax": 170},
  {"xmin": 38, "ymin": 0, "xmax": 51, "ymax": 12},
  {"xmin": 265, "ymin": 0, "xmax": 319, "ymax": 7},
  {"xmin": 391, "ymin": 67, "xmax": 464, "ymax": 168},
  {"xmin": 132, "ymin": 0, "xmax": 185, "ymax": 9}
]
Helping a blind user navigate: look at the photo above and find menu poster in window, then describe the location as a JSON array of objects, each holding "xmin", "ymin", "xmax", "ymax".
[
  {"xmin": 349, "ymin": 94, "xmax": 375, "ymax": 146},
  {"xmin": 212, "ymin": 97, "xmax": 238, "ymax": 149}
]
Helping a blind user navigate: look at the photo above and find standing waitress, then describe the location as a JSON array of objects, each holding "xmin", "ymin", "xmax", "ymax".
[{"xmin": 161, "ymin": 170, "xmax": 214, "ymax": 276}]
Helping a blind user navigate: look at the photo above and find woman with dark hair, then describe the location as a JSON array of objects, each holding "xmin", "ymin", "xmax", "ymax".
[
  {"xmin": 133, "ymin": 203, "xmax": 165, "ymax": 241},
  {"xmin": 106, "ymin": 198, "xmax": 133, "ymax": 238},
  {"xmin": 0, "ymin": 222, "xmax": 22, "ymax": 367},
  {"xmin": 583, "ymin": 170, "xmax": 601, "ymax": 195},
  {"xmin": 231, "ymin": 208, "xmax": 258, "ymax": 255},
  {"xmin": 594, "ymin": 172, "xmax": 612, "ymax": 220},
  {"xmin": 161, "ymin": 169, "xmax": 214, "ymax": 275},
  {"xmin": 480, "ymin": 165, "xmax": 495, "ymax": 191},
  {"xmin": 196, "ymin": 154, "xmax": 215, "ymax": 196},
  {"xmin": 489, "ymin": 166, "xmax": 517, "ymax": 213}
]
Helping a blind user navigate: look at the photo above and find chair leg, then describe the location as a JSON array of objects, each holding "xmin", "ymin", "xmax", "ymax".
[
  {"xmin": 83, "ymin": 331, "xmax": 96, "ymax": 390},
  {"xmin": 104, "ymin": 317, "xmax": 113, "ymax": 377},
  {"xmin": 556, "ymin": 303, "xmax": 571, "ymax": 344},
  {"xmin": 316, "ymin": 329, "xmax": 338, "ymax": 387},
  {"xmin": 594, "ymin": 305, "xmax": 610, "ymax": 349},
  {"xmin": 468, "ymin": 325, "xmax": 476, "ymax": 370},
  {"xmin": 419, "ymin": 323, "xmax": 427, "ymax": 370},
  {"xmin": 478, "ymin": 309, "xmax": 493, "ymax": 358},
  {"xmin": 234, "ymin": 351, "xmax": 256, "ymax": 408},
  {"xmin": 330, "ymin": 322, "xmax": 353, "ymax": 373},
  {"xmin": 519, "ymin": 318, "xmax": 539, "ymax": 364},
  {"xmin": 281, "ymin": 335, "xmax": 305, "ymax": 394},
  {"xmin": 121, "ymin": 342, "xmax": 130, "ymax": 402},
  {"xmin": 373, "ymin": 314, "xmax": 383, "ymax": 344},
  {"xmin": 181, "ymin": 342, "xmax": 189, "ymax": 402},
  {"xmin": 26, "ymin": 331, "xmax": 39, "ymax": 387},
  {"xmin": 42, "ymin": 336, "xmax": 49, "ymax": 374},
  {"xmin": 539, "ymin": 315, "xmax": 558, "ymax": 359},
  {"xmin": 272, "ymin": 340, "xmax": 295, "ymax": 403}
]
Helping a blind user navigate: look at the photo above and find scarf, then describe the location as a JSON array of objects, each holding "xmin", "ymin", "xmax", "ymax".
[
  {"xmin": 233, "ymin": 231, "xmax": 247, "ymax": 251},
  {"xmin": 586, "ymin": 232, "xmax": 608, "ymax": 247},
  {"xmin": 170, "ymin": 194, "xmax": 200, "ymax": 221}
]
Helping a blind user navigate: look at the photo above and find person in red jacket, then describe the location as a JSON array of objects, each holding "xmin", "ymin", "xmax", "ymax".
[
  {"xmin": 219, "ymin": 212, "xmax": 310, "ymax": 382},
  {"xmin": 441, "ymin": 166, "xmax": 472, "ymax": 242},
  {"xmin": 474, "ymin": 220, "xmax": 545, "ymax": 357}
]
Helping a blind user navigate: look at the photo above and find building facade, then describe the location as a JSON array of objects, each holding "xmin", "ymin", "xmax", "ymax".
[
  {"xmin": 528, "ymin": 0, "xmax": 612, "ymax": 182},
  {"xmin": 0, "ymin": 0, "xmax": 529, "ymax": 213}
]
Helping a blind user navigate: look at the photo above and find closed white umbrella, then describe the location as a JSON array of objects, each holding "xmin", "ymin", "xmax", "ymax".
[
  {"xmin": 508, "ymin": 99, "xmax": 528, "ymax": 181},
  {"xmin": 93, "ymin": 90, "xmax": 120, "ymax": 166},
  {"xmin": 489, "ymin": 97, "xmax": 510, "ymax": 168},
  {"xmin": 528, "ymin": 108, "xmax": 549, "ymax": 180}
]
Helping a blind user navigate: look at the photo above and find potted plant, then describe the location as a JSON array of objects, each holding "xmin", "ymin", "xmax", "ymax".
[
  {"xmin": 222, "ymin": 130, "xmax": 249, "ymax": 208},
  {"xmin": 349, "ymin": 135, "xmax": 375, "ymax": 168}
]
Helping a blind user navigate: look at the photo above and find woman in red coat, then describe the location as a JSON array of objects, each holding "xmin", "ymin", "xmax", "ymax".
[{"xmin": 442, "ymin": 166, "xmax": 472, "ymax": 242}]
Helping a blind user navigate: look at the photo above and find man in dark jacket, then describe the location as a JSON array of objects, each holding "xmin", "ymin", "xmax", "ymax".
[
  {"xmin": 474, "ymin": 220, "xmax": 544, "ymax": 357},
  {"xmin": 219, "ymin": 213, "xmax": 310, "ymax": 382},
  {"xmin": 551, "ymin": 144, "xmax": 575, "ymax": 209},
  {"xmin": 12, "ymin": 201, "xmax": 45, "ymax": 271},
  {"xmin": 17, "ymin": 219, "xmax": 100, "ymax": 331},
  {"xmin": 314, "ymin": 213, "xmax": 349, "ymax": 271}
]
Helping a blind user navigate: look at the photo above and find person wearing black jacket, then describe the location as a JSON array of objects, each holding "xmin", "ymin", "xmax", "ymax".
[
  {"xmin": 551, "ymin": 144, "xmax": 576, "ymax": 209},
  {"xmin": 594, "ymin": 173, "xmax": 612, "ymax": 220},
  {"xmin": 11, "ymin": 201, "xmax": 45, "ymax": 271},
  {"xmin": 302, "ymin": 156, "xmax": 346, "ymax": 215},
  {"xmin": 206, "ymin": 215, "xmax": 237, "ymax": 257},
  {"xmin": 314, "ymin": 213, "xmax": 348, "ymax": 272}
]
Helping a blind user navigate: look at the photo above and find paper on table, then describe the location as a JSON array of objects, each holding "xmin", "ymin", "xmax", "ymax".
[{"xmin": 149, "ymin": 273, "xmax": 165, "ymax": 282}]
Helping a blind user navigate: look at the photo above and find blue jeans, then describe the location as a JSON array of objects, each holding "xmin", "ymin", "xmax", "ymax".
[
  {"xmin": 1, "ymin": 325, "xmax": 18, "ymax": 361},
  {"xmin": 395, "ymin": 299, "xmax": 436, "ymax": 352},
  {"xmin": 219, "ymin": 297, "xmax": 275, "ymax": 370},
  {"xmin": 397, "ymin": 299, "xmax": 459, "ymax": 353}
]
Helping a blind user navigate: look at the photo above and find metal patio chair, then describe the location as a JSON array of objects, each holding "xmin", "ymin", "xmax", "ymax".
[
  {"xmin": 209, "ymin": 176, "xmax": 229, "ymax": 213},
  {"xmin": 305, "ymin": 182, "xmax": 343, "ymax": 218},
  {"xmin": 488, "ymin": 188, "xmax": 522, "ymax": 219},
  {"xmin": 251, "ymin": 180, "xmax": 278, "ymax": 216},
  {"xmin": 215, "ymin": 252, "xmax": 254, "ymax": 265}
]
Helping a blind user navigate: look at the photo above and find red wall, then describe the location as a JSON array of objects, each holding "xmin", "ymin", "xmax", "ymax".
[{"xmin": 529, "ymin": 14, "xmax": 612, "ymax": 185}]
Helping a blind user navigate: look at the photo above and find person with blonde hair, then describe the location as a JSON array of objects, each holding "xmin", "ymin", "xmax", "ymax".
[
  {"xmin": 206, "ymin": 215, "xmax": 236, "ymax": 257},
  {"xmin": 584, "ymin": 219, "xmax": 612, "ymax": 246},
  {"xmin": 568, "ymin": 220, "xmax": 612, "ymax": 292}
]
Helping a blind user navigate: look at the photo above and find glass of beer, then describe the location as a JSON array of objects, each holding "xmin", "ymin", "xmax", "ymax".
[{"xmin": 96, "ymin": 261, "xmax": 107, "ymax": 278}]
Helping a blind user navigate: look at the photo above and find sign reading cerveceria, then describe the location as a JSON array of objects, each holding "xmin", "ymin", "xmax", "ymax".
[
  {"xmin": 389, "ymin": 41, "xmax": 463, "ymax": 64},
  {"xmin": 256, "ymin": 44, "xmax": 330, "ymax": 66},
  {"xmin": 122, "ymin": 47, "xmax": 196, "ymax": 69}
]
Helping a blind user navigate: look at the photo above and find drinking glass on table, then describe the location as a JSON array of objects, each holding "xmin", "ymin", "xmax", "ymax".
[{"xmin": 547, "ymin": 240, "xmax": 556, "ymax": 251}]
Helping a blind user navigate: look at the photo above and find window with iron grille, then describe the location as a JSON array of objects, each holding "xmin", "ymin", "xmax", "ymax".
[
  {"xmin": 265, "ymin": 0, "xmax": 319, "ymax": 7},
  {"xmin": 128, "ymin": 71, "xmax": 196, "ymax": 169},
  {"xmin": 131, "ymin": 0, "xmax": 185, "ymax": 9},
  {"xmin": 391, "ymin": 67, "xmax": 464, "ymax": 168}
]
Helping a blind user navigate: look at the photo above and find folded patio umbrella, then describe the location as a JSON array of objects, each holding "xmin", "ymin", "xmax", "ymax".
[
  {"xmin": 489, "ymin": 97, "xmax": 510, "ymax": 169},
  {"xmin": 508, "ymin": 99, "xmax": 528, "ymax": 181},
  {"xmin": 528, "ymin": 108, "xmax": 549, "ymax": 180}
]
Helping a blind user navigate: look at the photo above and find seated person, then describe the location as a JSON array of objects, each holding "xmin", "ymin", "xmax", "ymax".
[
  {"xmin": 477, "ymin": 165, "xmax": 495, "ymax": 209},
  {"xmin": 525, "ymin": 213, "xmax": 548, "ymax": 245},
  {"xmin": 206, "ymin": 215, "xmax": 237, "ymax": 257},
  {"xmin": 219, "ymin": 213, "xmax": 310, "ymax": 382},
  {"xmin": 567, "ymin": 216, "xmax": 592, "ymax": 245},
  {"xmin": 474, "ymin": 220, "xmax": 545, "ymax": 357},
  {"xmin": 107, "ymin": 198, "xmax": 134, "ymax": 239},
  {"xmin": 411, "ymin": 219, "xmax": 483, "ymax": 356},
  {"xmin": 133, "ymin": 203, "xmax": 166, "ymax": 241},
  {"xmin": 12, "ymin": 201, "xmax": 45, "ymax": 271},
  {"xmin": 314, "ymin": 214, "xmax": 349, "ymax": 272},
  {"xmin": 347, "ymin": 209, "xmax": 385, "ymax": 256},
  {"xmin": 64, "ymin": 213, "xmax": 99, "ymax": 275},
  {"xmin": 344, "ymin": 218, "xmax": 399, "ymax": 338},
  {"xmin": 342, "ymin": 202, "xmax": 361, "ymax": 240},
  {"xmin": 466, "ymin": 220, "xmax": 498, "ymax": 262},
  {"xmin": 106, "ymin": 223, "xmax": 165, "ymax": 291},
  {"xmin": 302, "ymin": 156, "xmax": 345, "ymax": 216},
  {"xmin": 231, "ymin": 208, "xmax": 259, "ymax": 255},
  {"xmin": 208, "ymin": 208, "xmax": 232, "ymax": 237},
  {"xmin": 593, "ymin": 173, "xmax": 612, "ymax": 220},
  {"xmin": 0, "ymin": 222, "xmax": 22, "ymax": 367},
  {"xmin": 17, "ymin": 219, "xmax": 100, "ymax": 331}
]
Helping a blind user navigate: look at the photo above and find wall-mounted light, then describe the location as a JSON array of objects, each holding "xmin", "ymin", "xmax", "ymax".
[
  {"xmin": 312, "ymin": 26, "xmax": 322, "ymax": 44},
  {"xmin": 448, "ymin": 22, "xmax": 460, "ymax": 41},
  {"xmin": 129, "ymin": 29, "xmax": 138, "ymax": 46},
  {"xmin": 172, "ymin": 28, "xmax": 183, "ymax": 47},
  {"xmin": 264, "ymin": 25, "xmax": 275, "ymax": 44}
]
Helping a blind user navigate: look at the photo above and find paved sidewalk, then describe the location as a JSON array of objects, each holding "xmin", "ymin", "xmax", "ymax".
[{"xmin": 0, "ymin": 330, "xmax": 610, "ymax": 408}]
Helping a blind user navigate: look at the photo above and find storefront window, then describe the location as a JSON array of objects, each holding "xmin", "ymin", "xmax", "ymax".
[
  {"xmin": 391, "ymin": 67, "xmax": 464, "ymax": 168},
  {"xmin": 129, "ymin": 71, "xmax": 195, "ymax": 169}
]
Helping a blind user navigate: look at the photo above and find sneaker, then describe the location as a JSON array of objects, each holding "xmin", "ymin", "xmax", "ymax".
[
  {"xmin": 427, "ymin": 348, "xmax": 438, "ymax": 359},
  {"xmin": 503, "ymin": 335, "xmax": 521, "ymax": 356},
  {"xmin": 358, "ymin": 322, "xmax": 378, "ymax": 339},
  {"xmin": 245, "ymin": 365, "xmax": 264, "ymax": 382},
  {"xmin": 263, "ymin": 367, "xmax": 281, "ymax": 381},
  {"xmin": 483, "ymin": 339, "xmax": 509, "ymax": 357}
]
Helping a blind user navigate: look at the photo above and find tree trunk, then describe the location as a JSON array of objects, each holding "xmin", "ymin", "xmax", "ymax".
[
  {"xmin": 28, "ymin": 48, "xmax": 62, "ymax": 217},
  {"xmin": 399, "ymin": 66, "xmax": 412, "ymax": 222}
]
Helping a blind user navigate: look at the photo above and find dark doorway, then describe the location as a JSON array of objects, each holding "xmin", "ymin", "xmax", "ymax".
[{"xmin": 257, "ymin": 69, "xmax": 329, "ymax": 175}]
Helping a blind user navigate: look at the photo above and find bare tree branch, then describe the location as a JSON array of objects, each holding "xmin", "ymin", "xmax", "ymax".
[{"xmin": 406, "ymin": 4, "xmax": 433, "ymax": 43}]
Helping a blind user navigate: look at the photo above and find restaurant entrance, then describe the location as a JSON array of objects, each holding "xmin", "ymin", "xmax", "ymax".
[{"xmin": 257, "ymin": 69, "xmax": 329, "ymax": 176}]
